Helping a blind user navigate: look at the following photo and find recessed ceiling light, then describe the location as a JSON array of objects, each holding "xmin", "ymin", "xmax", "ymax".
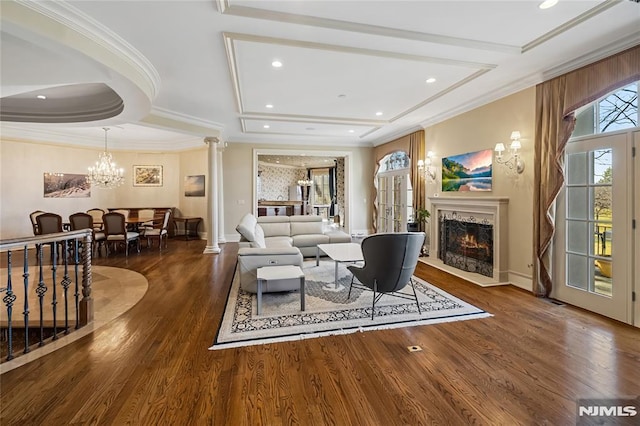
[
  {"xmin": 338, "ymin": 94, "xmax": 347, "ymax": 98},
  {"xmin": 271, "ymin": 60, "xmax": 283, "ymax": 68},
  {"xmin": 265, "ymin": 104, "xmax": 273, "ymax": 108},
  {"xmin": 539, "ymin": 0, "xmax": 558, "ymax": 9},
  {"xmin": 426, "ymin": 78, "xmax": 436, "ymax": 84},
  {"xmin": 36, "ymin": 95, "xmax": 47, "ymax": 100},
  {"xmin": 263, "ymin": 124, "xmax": 270, "ymax": 129},
  {"xmin": 348, "ymin": 130, "xmax": 355, "ymax": 133},
  {"xmin": 375, "ymin": 112, "xmax": 383, "ymax": 116},
  {"xmin": 306, "ymin": 127, "xmax": 315, "ymax": 131}
]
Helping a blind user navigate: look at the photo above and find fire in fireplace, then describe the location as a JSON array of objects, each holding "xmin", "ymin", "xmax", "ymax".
[{"xmin": 439, "ymin": 214, "xmax": 494, "ymax": 277}]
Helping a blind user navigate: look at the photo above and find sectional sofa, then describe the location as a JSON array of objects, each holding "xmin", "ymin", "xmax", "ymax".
[{"xmin": 235, "ymin": 213, "xmax": 351, "ymax": 293}]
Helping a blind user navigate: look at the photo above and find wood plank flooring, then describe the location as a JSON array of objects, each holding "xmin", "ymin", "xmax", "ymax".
[{"xmin": 1, "ymin": 239, "xmax": 639, "ymax": 425}]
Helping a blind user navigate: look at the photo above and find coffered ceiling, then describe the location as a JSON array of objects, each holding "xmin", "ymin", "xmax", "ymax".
[{"xmin": 1, "ymin": 0, "xmax": 638, "ymax": 151}]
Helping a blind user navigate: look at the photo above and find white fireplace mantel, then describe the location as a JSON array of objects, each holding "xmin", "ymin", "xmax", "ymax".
[{"xmin": 426, "ymin": 196, "xmax": 509, "ymax": 286}]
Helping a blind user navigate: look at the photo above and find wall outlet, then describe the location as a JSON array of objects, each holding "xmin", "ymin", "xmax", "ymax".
[{"xmin": 237, "ymin": 199, "xmax": 245, "ymax": 205}]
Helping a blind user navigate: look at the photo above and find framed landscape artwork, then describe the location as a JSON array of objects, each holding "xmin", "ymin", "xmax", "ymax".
[
  {"xmin": 133, "ymin": 165, "xmax": 163, "ymax": 187},
  {"xmin": 44, "ymin": 173, "xmax": 91, "ymax": 198},
  {"xmin": 185, "ymin": 175, "xmax": 205, "ymax": 197},
  {"xmin": 441, "ymin": 149, "xmax": 492, "ymax": 192}
]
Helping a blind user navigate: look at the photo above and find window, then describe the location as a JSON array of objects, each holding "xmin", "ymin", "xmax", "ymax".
[{"xmin": 573, "ymin": 82, "xmax": 638, "ymax": 137}]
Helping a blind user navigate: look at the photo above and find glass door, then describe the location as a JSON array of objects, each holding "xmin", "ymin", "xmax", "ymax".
[
  {"xmin": 553, "ymin": 132, "xmax": 632, "ymax": 323},
  {"xmin": 377, "ymin": 172, "xmax": 409, "ymax": 233}
]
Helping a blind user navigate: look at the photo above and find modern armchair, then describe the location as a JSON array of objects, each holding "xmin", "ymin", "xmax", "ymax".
[
  {"xmin": 144, "ymin": 209, "xmax": 171, "ymax": 250},
  {"xmin": 103, "ymin": 212, "xmax": 140, "ymax": 256},
  {"xmin": 347, "ymin": 232, "xmax": 425, "ymax": 320}
]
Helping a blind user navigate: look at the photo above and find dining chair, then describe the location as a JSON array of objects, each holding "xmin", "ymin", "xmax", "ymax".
[
  {"xmin": 29, "ymin": 210, "xmax": 46, "ymax": 235},
  {"xmin": 35, "ymin": 213, "xmax": 65, "ymax": 261},
  {"xmin": 69, "ymin": 212, "xmax": 106, "ymax": 257},
  {"xmin": 86, "ymin": 208, "xmax": 106, "ymax": 230},
  {"xmin": 347, "ymin": 232, "xmax": 425, "ymax": 320},
  {"xmin": 137, "ymin": 208, "xmax": 156, "ymax": 231},
  {"xmin": 103, "ymin": 212, "xmax": 140, "ymax": 256},
  {"xmin": 145, "ymin": 210, "xmax": 172, "ymax": 250}
]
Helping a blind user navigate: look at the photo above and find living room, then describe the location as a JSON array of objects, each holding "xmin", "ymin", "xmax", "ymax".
[{"xmin": 1, "ymin": 1, "xmax": 639, "ymax": 424}]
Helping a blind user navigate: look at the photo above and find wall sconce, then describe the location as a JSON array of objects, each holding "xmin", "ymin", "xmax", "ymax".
[
  {"xmin": 417, "ymin": 151, "xmax": 437, "ymax": 182},
  {"xmin": 297, "ymin": 179, "xmax": 312, "ymax": 186},
  {"xmin": 494, "ymin": 131, "xmax": 525, "ymax": 174}
]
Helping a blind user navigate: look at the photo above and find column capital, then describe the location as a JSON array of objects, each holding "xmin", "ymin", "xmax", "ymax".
[{"xmin": 204, "ymin": 136, "xmax": 220, "ymax": 145}]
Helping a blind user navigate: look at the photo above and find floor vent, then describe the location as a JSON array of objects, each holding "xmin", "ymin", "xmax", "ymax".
[{"xmin": 546, "ymin": 298, "xmax": 565, "ymax": 306}]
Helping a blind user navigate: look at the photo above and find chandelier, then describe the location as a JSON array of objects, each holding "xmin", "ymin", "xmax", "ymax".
[{"xmin": 87, "ymin": 127, "xmax": 124, "ymax": 188}]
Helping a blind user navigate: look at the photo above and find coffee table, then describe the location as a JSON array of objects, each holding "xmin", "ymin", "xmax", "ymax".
[
  {"xmin": 256, "ymin": 265, "xmax": 305, "ymax": 315},
  {"xmin": 316, "ymin": 243, "xmax": 363, "ymax": 292}
]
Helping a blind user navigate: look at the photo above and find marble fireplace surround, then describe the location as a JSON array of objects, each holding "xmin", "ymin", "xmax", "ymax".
[{"xmin": 424, "ymin": 196, "xmax": 509, "ymax": 287}]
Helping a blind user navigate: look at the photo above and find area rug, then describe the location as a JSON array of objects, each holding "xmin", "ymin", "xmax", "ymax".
[{"xmin": 210, "ymin": 259, "xmax": 491, "ymax": 350}]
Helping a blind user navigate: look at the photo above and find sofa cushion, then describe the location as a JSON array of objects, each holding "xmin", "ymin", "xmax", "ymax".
[
  {"xmin": 325, "ymin": 230, "xmax": 352, "ymax": 244},
  {"xmin": 236, "ymin": 213, "xmax": 258, "ymax": 242},
  {"xmin": 292, "ymin": 233, "xmax": 330, "ymax": 248},
  {"xmin": 254, "ymin": 223, "xmax": 266, "ymax": 248},
  {"xmin": 290, "ymin": 220, "xmax": 323, "ymax": 236},
  {"xmin": 264, "ymin": 236, "xmax": 293, "ymax": 248},
  {"xmin": 259, "ymin": 221, "xmax": 291, "ymax": 237}
]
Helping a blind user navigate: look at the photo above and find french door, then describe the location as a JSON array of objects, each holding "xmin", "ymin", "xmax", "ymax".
[
  {"xmin": 377, "ymin": 171, "xmax": 410, "ymax": 233},
  {"xmin": 553, "ymin": 131, "xmax": 634, "ymax": 323}
]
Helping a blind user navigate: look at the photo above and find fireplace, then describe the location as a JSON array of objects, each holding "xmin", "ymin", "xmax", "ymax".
[
  {"xmin": 427, "ymin": 196, "xmax": 509, "ymax": 285},
  {"xmin": 439, "ymin": 214, "xmax": 494, "ymax": 277}
]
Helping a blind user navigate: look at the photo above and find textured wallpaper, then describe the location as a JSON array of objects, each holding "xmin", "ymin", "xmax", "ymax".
[{"xmin": 258, "ymin": 163, "xmax": 306, "ymax": 201}]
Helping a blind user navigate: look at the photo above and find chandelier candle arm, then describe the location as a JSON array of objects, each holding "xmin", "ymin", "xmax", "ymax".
[{"xmin": 86, "ymin": 128, "xmax": 125, "ymax": 188}]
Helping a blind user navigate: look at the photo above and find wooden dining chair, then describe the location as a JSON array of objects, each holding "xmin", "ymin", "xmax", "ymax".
[
  {"xmin": 29, "ymin": 210, "xmax": 46, "ymax": 235},
  {"xmin": 35, "ymin": 213, "xmax": 65, "ymax": 261},
  {"xmin": 86, "ymin": 208, "xmax": 106, "ymax": 230},
  {"xmin": 69, "ymin": 212, "xmax": 106, "ymax": 257},
  {"xmin": 103, "ymin": 212, "xmax": 140, "ymax": 256},
  {"xmin": 145, "ymin": 210, "xmax": 171, "ymax": 250}
]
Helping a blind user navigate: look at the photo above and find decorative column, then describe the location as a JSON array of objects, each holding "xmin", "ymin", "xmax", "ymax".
[
  {"xmin": 203, "ymin": 136, "xmax": 221, "ymax": 254},
  {"xmin": 217, "ymin": 145, "xmax": 226, "ymax": 244}
]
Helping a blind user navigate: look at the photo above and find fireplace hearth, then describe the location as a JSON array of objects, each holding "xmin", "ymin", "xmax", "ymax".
[
  {"xmin": 439, "ymin": 214, "xmax": 494, "ymax": 277},
  {"xmin": 426, "ymin": 196, "xmax": 509, "ymax": 286}
]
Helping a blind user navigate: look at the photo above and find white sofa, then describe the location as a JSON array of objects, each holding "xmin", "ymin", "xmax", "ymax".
[{"xmin": 236, "ymin": 213, "xmax": 351, "ymax": 293}]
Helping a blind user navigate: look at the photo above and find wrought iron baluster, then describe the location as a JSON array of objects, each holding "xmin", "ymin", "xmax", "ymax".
[
  {"xmin": 61, "ymin": 240, "xmax": 71, "ymax": 335},
  {"xmin": 74, "ymin": 238, "xmax": 80, "ymax": 329},
  {"xmin": 3, "ymin": 250, "xmax": 17, "ymax": 361},
  {"xmin": 36, "ymin": 244, "xmax": 47, "ymax": 347},
  {"xmin": 51, "ymin": 242, "xmax": 58, "ymax": 340},
  {"xmin": 22, "ymin": 246, "xmax": 30, "ymax": 354}
]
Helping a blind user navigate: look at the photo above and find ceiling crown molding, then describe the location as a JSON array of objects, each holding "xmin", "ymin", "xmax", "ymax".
[
  {"xmin": 3, "ymin": 0, "xmax": 160, "ymax": 101},
  {"xmin": 219, "ymin": 1, "xmax": 521, "ymax": 55}
]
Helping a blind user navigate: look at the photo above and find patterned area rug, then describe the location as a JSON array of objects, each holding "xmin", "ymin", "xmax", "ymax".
[{"xmin": 210, "ymin": 259, "xmax": 491, "ymax": 350}]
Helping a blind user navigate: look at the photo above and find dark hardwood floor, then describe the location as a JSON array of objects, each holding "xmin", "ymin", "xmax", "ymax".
[{"xmin": 1, "ymin": 239, "xmax": 638, "ymax": 425}]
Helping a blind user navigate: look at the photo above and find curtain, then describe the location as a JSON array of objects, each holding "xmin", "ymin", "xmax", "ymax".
[
  {"xmin": 329, "ymin": 166, "xmax": 336, "ymax": 216},
  {"xmin": 533, "ymin": 45, "xmax": 640, "ymax": 297},
  {"xmin": 409, "ymin": 131, "xmax": 426, "ymax": 226},
  {"xmin": 371, "ymin": 130, "xmax": 423, "ymax": 232}
]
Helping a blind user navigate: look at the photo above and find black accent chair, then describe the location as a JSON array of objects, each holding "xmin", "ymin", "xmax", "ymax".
[{"xmin": 347, "ymin": 232, "xmax": 425, "ymax": 320}]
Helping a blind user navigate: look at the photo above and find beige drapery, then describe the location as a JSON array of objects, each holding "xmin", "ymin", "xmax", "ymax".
[
  {"xmin": 372, "ymin": 130, "xmax": 425, "ymax": 233},
  {"xmin": 533, "ymin": 45, "xmax": 640, "ymax": 297}
]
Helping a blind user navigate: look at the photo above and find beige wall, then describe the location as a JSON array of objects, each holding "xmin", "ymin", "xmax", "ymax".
[
  {"xmin": 0, "ymin": 138, "xmax": 202, "ymax": 239},
  {"xmin": 178, "ymin": 147, "xmax": 209, "ymax": 237},
  {"xmin": 222, "ymin": 143, "xmax": 374, "ymax": 240},
  {"xmin": 423, "ymin": 87, "xmax": 536, "ymax": 289}
]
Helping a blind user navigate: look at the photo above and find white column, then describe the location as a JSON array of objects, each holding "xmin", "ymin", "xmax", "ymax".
[
  {"xmin": 217, "ymin": 146, "xmax": 226, "ymax": 244},
  {"xmin": 203, "ymin": 136, "xmax": 221, "ymax": 254}
]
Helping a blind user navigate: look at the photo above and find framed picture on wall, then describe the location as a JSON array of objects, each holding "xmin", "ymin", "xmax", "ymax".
[
  {"xmin": 44, "ymin": 173, "xmax": 91, "ymax": 198},
  {"xmin": 133, "ymin": 165, "xmax": 163, "ymax": 187},
  {"xmin": 441, "ymin": 149, "xmax": 492, "ymax": 192},
  {"xmin": 185, "ymin": 175, "xmax": 205, "ymax": 196}
]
